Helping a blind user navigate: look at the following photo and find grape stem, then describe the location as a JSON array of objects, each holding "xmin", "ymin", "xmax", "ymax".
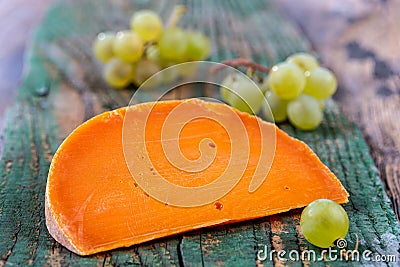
[
  {"xmin": 213, "ymin": 58, "xmax": 271, "ymax": 74},
  {"xmin": 167, "ymin": 5, "xmax": 187, "ymax": 28}
]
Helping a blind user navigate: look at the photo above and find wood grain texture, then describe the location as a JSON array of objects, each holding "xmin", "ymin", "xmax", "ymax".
[
  {"xmin": 278, "ymin": 0, "xmax": 400, "ymax": 220},
  {"xmin": 0, "ymin": 0, "xmax": 399, "ymax": 266}
]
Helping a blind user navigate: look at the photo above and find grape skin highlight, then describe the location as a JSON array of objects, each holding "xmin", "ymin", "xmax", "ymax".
[
  {"xmin": 304, "ymin": 67, "xmax": 337, "ymax": 99},
  {"xmin": 92, "ymin": 32, "xmax": 115, "ymax": 63},
  {"xmin": 268, "ymin": 62, "xmax": 305, "ymax": 100}
]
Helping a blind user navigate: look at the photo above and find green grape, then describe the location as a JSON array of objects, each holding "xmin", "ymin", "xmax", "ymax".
[
  {"xmin": 184, "ymin": 32, "xmax": 211, "ymax": 61},
  {"xmin": 262, "ymin": 91, "xmax": 289, "ymax": 123},
  {"xmin": 287, "ymin": 94, "xmax": 323, "ymax": 130},
  {"xmin": 220, "ymin": 74, "xmax": 242, "ymax": 105},
  {"xmin": 132, "ymin": 59, "xmax": 161, "ymax": 90},
  {"xmin": 130, "ymin": 10, "xmax": 163, "ymax": 42},
  {"xmin": 92, "ymin": 32, "xmax": 115, "ymax": 63},
  {"xmin": 113, "ymin": 31, "xmax": 144, "ymax": 63},
  {"xmin": 145, "ymin": 45, "xmax": 161, "ymax": 63},
  {"xmin": 220, "ymin": 86, "xmax": 232, "ymax": 105},
  {"xmin": 287, "ymin": 52, "xmax": 319, "ymax": 72},
  {"xmin": 300, "ymin": 199, "xmax": 349, "ymax": 248},
  {"xmin": 220, "ymin": 74, "xmax": 264, "ymax": 114},
  {"xmin": 268, "ymin": 62, "xmax": 305, "ymax": 100},
  {"xmin": 304, "ymin": 67, "xmax": 337, "ymax": 99},
  {"xmin": 103, "ymin": 58, "xmax": 134, "ymax": 89},
  {"xmin": 158, "ymin": 27, "xmax": 188, "ymax": 62},
  {"xmin": 258, "ymin": 78, "xmax": 270, "ymax": 94}
]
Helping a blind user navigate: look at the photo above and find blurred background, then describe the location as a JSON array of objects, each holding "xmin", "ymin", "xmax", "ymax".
[
  {"xmin": 1, "ymin": 0, "xmax": 398, "ymax": 121},
  {"xmin": 1, "ymin": 0, "xmax": 398, "ymax": 126},
  {"xmin": 0, "ymin": 0, "xmax": 54, "ymax": 129}
]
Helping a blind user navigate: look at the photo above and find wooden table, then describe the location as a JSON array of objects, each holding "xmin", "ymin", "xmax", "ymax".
[
  {"xmin": 0, "ymin": 0, "xmax": 399, "ymax": 266},
  {"xmin": 2, "ymin": 0, "xmax": 398, "ymax": 221}
]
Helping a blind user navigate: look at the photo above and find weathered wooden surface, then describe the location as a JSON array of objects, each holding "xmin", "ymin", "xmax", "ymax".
[
  {"xmin": 0, "ymin": 0, "xmax": 399, "ymax": 266},
  {"xmin": 278, "ymin": 0, "xmax": 400, "ymax": 220}
]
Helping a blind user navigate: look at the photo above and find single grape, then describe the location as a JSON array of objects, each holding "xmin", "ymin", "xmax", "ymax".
[
  {"xmin": 287, "ymin": 52, "xmax": 319, "ymax": 72},
  {"xmin": 300, "ymin": 199, "xmax": 349, "ymax": 248},
  {"xmin": 103, "ymin": 58, "xmax": 134, "ymax": 89},
  {"xmin": 303, "ymin": 67, "xmax": 337, "ymax": 99},
  {"xmin": 130, "ymin": 10, "xmax": 163, "ymax": 42},
  {"xmin": 132, "ymin": 59, "xmax": 161, "ymax": 89},
  {"xmin": 268, "ymin": 62, "xmax": 305, "ymax": 100},
  {"xmin": 184, "ymin": 32, "xmax": 211, "ymax": 61},
  {"xmin": 262, "ymin": 91, "xmax": 289, "ymax": 123},
  {"xmin": 158, "ymin": 27, "xmax": 188, "ymax": 62},
  {"xmin": 287, "ymin": 94, "xmax": 323, "ymax": 130},
  {"xmin": 92, "ymin": 32, "xmax": 115, "ymax": 63},
  {"xmin": 113, "ymin": 31, "xmax": 144, "ymax": 63},
  {"xmin": 220, "ymin": 74, "xmax": 264, "ymax": 114}
]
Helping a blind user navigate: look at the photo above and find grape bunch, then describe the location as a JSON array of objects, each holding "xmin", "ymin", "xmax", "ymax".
[
  {"xmin": 219, "ymin": 53, "xmax": 337, "ymax": 131},
  {"xmin": 92, "ymin": 8, "xmax": 211, "ymax": 90}
]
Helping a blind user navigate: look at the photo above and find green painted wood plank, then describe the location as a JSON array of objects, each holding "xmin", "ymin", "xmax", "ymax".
[{"xmin": 0, "ymin": 0, "xmax": 398, "ymax": 266}]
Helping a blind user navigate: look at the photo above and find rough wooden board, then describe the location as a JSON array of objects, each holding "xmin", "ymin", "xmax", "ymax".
[
  {"xmin": 0, "ymin": 0, "xmax": 399, "ymax": 266},
  {"xmin": 277, "ymin": 0, "xmax": 400, "ymax": 220}
]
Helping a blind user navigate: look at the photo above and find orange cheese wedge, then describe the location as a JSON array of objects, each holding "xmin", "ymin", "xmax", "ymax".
[{"xmin": 45, "ymin": 99, "xmax": 348, "ymax": 255}]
